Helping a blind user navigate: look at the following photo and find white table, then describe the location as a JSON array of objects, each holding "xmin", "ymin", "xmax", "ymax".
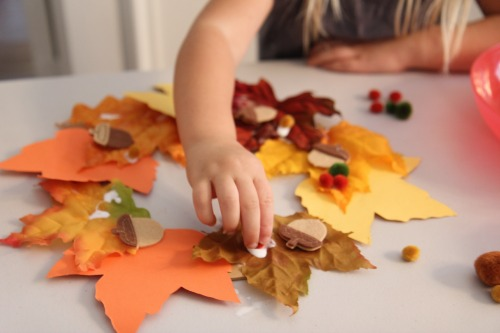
[{"xmin": 1, "ymin": 62, "xmax": 500, "ymax": 333}]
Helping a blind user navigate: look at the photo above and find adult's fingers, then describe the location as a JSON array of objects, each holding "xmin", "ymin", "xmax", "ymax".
[{"xmin": 192, "ymin": 181, "xmax": 216, "ymax": 226}]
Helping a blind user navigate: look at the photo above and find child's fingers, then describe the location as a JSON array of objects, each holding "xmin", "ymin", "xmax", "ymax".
[
  {"xmin": 236, "ymin": 177, "xmax": 261, "ymax": 249},
  {"xmin": 213, "ymin": 176, "xmax": 240, "ymax": 235},
  {"xmin": 254, "ymin": 177, "xmax": 274, "ymax": 245},
  {"xmin": 192, "ymin": 181, "xmax": 216, "ymax": 226}
]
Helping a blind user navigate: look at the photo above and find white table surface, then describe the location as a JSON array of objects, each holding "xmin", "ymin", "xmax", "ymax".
[{"xmin": 1, "ymin": 61, "xmax": 500, "ymax": 333}]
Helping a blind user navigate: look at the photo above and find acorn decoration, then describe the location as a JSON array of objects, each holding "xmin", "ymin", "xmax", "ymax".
[
  {"xmin": 235, "ymin": 105, "xmax": 278, "ymax": 125},
  {"xmin": 278, "ymin": 218, "xmax": 327, "ymax": 251},
  {"xmin": 91, "ymin": 123, "xmax": 134, "ymax": 149},
  {"xmin": 307, "ymin": 143, "xmax": 350, "ymax": 169},
  {"xmin": 112, "ymin": 214, "xmax": 164, "ymax": 248}
]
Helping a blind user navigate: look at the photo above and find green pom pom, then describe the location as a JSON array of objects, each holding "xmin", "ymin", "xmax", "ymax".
[
  {"xmin": 329, "ymin": 162, "xmax": 349, "ymax": 177},
  {"xmin": 395, "ymin": 101, "xmax": 412, "ymax": 120},
  {"xmin": 386, "ymin": 101, "xmax": 397, "ymax": 114}
]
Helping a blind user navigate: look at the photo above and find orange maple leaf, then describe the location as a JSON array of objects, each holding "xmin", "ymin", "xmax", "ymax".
[
  {"xmin": 66, "ymin": 96, "xmax": 185, "ymax": 167},
  {"xmin": 48, "ymin": 229, "xmax": 239, "ymax": 333},
  {"xmin": 193, "ymin": 212, "xmax": 375, "ymax": 313},
  {"xmin": 0, "ymin": 180, "xmax": 150, "ymax": 271}
]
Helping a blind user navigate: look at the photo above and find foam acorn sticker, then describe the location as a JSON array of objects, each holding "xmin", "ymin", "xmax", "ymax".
[
  {"xmin": 91, "ymin": 123, "xmax": 134, "ymax": 149},
  {"xmin": 307, "ymin": 143, "xmax": 350, "ymax": 168},
  {"xmin": 112, "ymin": 214, "xmax": 164, "ymax": 248},
  {"xmin": 236, "ymin": 105, "xmax": 278, "ymax": 125},
  {"xmin": 277, "ymin": 114, "xmax": 295, "ymax": 138},
  {"xmin": 278, "ymin": 218, "xmax": 327, "ymax": 251}
]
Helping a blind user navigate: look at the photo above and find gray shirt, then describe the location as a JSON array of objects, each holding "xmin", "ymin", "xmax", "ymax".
[{"xmin": 259, "ymin": 0, "xmax": 433, "ymax": 59}]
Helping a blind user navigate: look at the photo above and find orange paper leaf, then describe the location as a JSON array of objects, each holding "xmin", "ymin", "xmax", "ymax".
[
  {"xmin": 193, "ymin": 213, "xmax": 374, "ymax": 313},
  {"xmin": 0, "ymin": 128, "xmax": 157, "ymax": 193},
  {"xmin": 48, "ymin": 229, "xmax": 239, "ymax": 333}
]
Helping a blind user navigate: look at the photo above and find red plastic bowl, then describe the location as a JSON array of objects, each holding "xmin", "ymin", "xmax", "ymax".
[{"xmin": 470, "ymin": 44, "xmax": 500, "ymax": 139}]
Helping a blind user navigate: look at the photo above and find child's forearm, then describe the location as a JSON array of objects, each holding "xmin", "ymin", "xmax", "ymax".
[{"xmin": 174, "ymin": 23, "xmax": 237, "ymax": 149}]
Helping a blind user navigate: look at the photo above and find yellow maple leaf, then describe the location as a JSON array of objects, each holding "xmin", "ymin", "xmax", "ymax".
[{"xmin": 255, "ymin": 140, "xmax": 310, "ymax": 178}]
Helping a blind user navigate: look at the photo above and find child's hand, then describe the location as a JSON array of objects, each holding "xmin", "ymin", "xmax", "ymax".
[
  {"xmin": 184, "ymin": 139, "xmax": 274, "ymax": 249},
  {"xmin": 307, "ymin": 39, "xmax": 411, "ymax": 73}
]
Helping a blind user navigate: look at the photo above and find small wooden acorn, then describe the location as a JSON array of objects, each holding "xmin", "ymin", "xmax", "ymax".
[
  {"xmin": 112, "ymin": 214, "xmax": 164, "ymax": 248},
  {"xmin": 307, "ymin": 143, "xmax": 350, "ymax": 168},
  {"xmin": 236, "ymin": 105, "xmax": 278, "ymax": 125},
  {"xmin": 474, "ymin": 251, "xmax": 500, "ymax": 287},
  {"xmin": 278, "ymin": 218, "xmax": 327, "ymax": 251},
  {"xmin": 91, "ymin": 123, "xmax": 134, "ymax": 149}
]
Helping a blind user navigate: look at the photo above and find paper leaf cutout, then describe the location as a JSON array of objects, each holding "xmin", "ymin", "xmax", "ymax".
[
  {"xmin": 66, "ymin": 96, "xmax": 184, "ymax": 167},
  {"xmin": 296, "ymin": 157, "xmax": 456, "ymax": 244},
  {"xmin": 48, "ymin": 229, "xmax": 239, "ymax": 333},
  {"xmin": 255, "ymin": 139, "xmax": 310, "ymax": 178},
  {"xmin": 0, "ymin": 180, "xmax": 150, "ymax": 270},
  {"xmin": 125, "ymin": 83, "xmax": 175, "ymax": 117},
  {"xmin": 193, "ymin": 212, "xmax": 374, "ymax": 313},
  {"xmin": 0, "ymin": 128, "xmax": 157, "ymax": 193}
]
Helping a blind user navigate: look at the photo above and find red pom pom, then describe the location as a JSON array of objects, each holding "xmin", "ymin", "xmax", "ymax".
[
  {"xmin": 370, "ymin": 101, "xmax": 384, "ymax": 113},
  {"xmin": 389, "ymin": 91, "xmax": 402, "ymax": 103},
  {"xmin": 368, "ymin": 89, "xmax": 381, "ymax": 100},
  {"xmin": 333, "ymin": 174, "xmax": 349, "ymax": 190},
  {"xmin": 319, "ymin": 173, "xmax": 334, "ymax": 188}
]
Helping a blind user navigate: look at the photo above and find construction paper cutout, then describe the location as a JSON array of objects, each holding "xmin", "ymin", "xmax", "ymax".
[
  {"xmin": 296, "ymin": 157, "xmax": 455, "ymax": 244},
  {"xmin": 255, "ymin": 139, "xmax": 310, "ymax": 178},
  {"xmin": 0, "ymin": 128, "xmax": 157, "ymax": 193},
  {"xmin": 125, "ymin": 83, "xmax": 175, "ymax": 117},
  {"xmin": 193, "ymin": 213, "xmax": 374, "ymax": 313},
  {"xmin": 66, "ymin": 96, "xmax": 183, "ymax": 167},
  {"xmin": 1, "ymin": 180, "xmax": 149, "ymax": 271},
  {"xmin": 48, "ymin": 229, "xmax": 239, "ymax": 333}
]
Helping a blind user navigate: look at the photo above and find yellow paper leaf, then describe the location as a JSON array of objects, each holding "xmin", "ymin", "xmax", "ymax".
[
  {"xmin": 125, "ymin": 83, "xmax": 175, "ymax": 117},
  {"xmin": 255, "ymin": 140, "xmax": 310, "ymax": 178},
  {"xmin": 295, "ymin": 178, "xmax": 376, "ymax": 244},
  {"xmin": 296, "ymin": 157, "xmax": 455, "ymax": 244},
  {"xmin": 370, "ymin": 167, "xmax": 456, "ymax": 221}
]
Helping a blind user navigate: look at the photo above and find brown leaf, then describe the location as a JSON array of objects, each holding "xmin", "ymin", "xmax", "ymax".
[{"xmin": 193, "ymin": 212, "xmax": 375, "ymax": 313}]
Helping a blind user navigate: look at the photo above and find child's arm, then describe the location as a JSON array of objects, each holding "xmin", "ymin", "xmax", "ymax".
[
  {"xmin": 307, "ymin": 2, "xmax": 500, "ymax": 73},
  {"xmin": 174, "ymin": 0, "xmax": 274, "ymax": 249}
]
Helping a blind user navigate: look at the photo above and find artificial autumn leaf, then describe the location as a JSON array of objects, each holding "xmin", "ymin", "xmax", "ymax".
[
  {"xmin": 0, "ymin": 128, "xmax": 158, "ymax": 193},
  {"xmin": 255, "ymin": 139, "xmax": 310, "ymax": 178},
  {"xmin": 65, "ymin": 96, "xmax": 184, "ymax": 167},
  {"xmin": 193, "ymin": 212, "xmax": 375, "ymax": 313},
  {"xmin": 0, "ymin": 180, "xmax": 150, "ymax": 270},
  {"xmin": 296, "ymin": 157, "xmax": 456, "ymax": 244},
  {"xmin": 328, "ymin": 120, "xmax": 408, "ymax": 175},
  {"xmin": 233, "ymin": 79, "xmax": 340, "ymax": 152},
  {"xmin": 48, "ymin": 229, "xmax": 239, "ymax": 333}
]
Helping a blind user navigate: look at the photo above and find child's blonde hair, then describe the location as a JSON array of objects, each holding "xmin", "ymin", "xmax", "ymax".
[{"xmin": 303, "ymin": 0, "xmax": 473, "ymax": 72}]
